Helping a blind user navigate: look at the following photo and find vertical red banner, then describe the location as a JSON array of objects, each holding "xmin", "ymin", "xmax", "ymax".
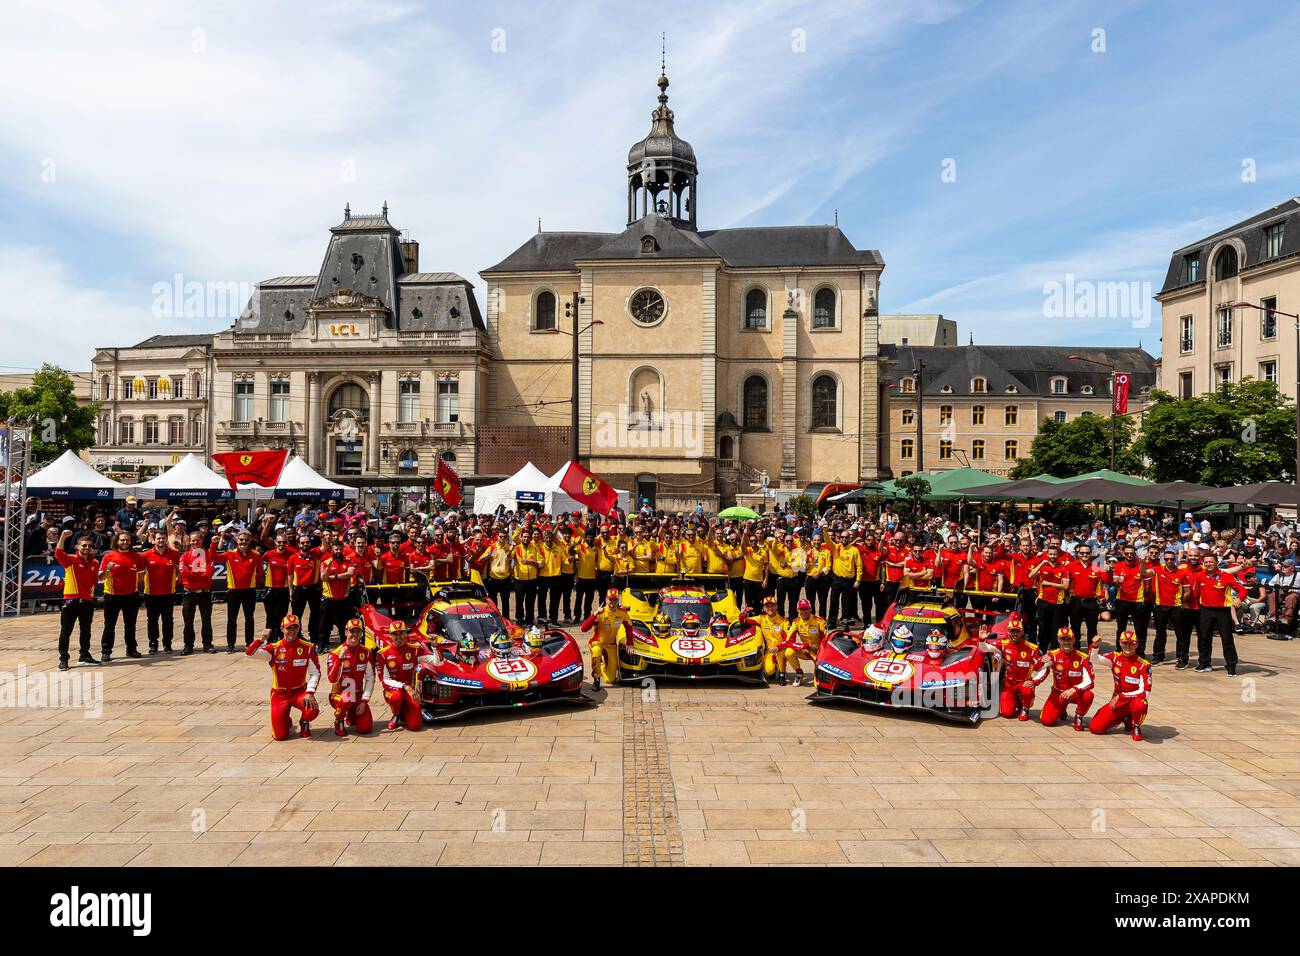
[{"xmin": 1113, "ymin": 372, "xmax": 1131, "ymax": 415}]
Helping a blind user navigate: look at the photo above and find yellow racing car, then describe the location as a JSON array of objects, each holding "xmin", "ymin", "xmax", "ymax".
[{"xmin": 616, "ymin": 574, "xmax": 764, "ymax": 683}]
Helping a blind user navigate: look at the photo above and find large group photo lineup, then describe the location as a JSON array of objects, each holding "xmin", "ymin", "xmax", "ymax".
[{"xmin": 0, "ymin": 0, "xmax": 1293, "ymax": 929}]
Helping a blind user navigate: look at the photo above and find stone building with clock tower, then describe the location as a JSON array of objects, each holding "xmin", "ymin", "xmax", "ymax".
[{"xmin": 482, "ymin": 68, "xmax": 890, "ymax": 507}]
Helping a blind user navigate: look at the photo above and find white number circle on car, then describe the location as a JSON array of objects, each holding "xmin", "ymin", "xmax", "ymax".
[
  {"xmin": 670, "ymin": 636, "xmax": 712, "ymax": 659},
  {"xmin": 486, "ymin": 658, "xmax": 538, "ymax": 683},
  {"xmin": 864, "ymin": 658, "xmax": 914, "ymax": 684}
]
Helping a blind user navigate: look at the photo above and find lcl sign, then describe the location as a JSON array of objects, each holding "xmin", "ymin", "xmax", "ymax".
[{"xmin": 328, "ymin": 322, "xmax": 360, "ymax": 337}]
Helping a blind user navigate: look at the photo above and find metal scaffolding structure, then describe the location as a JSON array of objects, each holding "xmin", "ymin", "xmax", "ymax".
[{"xmin": 1, "ymin": 423, "xmax": 32, "ymax": 618}]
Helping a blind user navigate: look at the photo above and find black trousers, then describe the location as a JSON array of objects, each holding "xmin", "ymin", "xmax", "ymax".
[
  {"xmin": 58, "ymin": 599, "xmax": 94, "ymax": 663},
  {"xmin": 742, "ymin": 579, "xmax": 766, "ymax": 615},
  {"xmin": 595, "ymin": 571, "xmax": 613, "ymax": 601},
  {"xmin": 487, "ymin": 577, "xmax": 512, "ymax": 619},
  {"xmin": 1113, "ymin": 600, "xmax": 1151, "ymax": 656},
  {"xmin": 828, "ymin": 575, "xmax": 858, "ymax": 624},
  {"xmin": 182, "ymin": 590, "xmax": 213, "ymax": 649},
  {"xmin": 728, "ymin": 576, "xmax": 745, "ymax": 607},
  {"xmin": 515, "ymin": 579, "xmax": 539, "ymax": 625},
  {"xmin": 264, "ymin": 587, "xmax": 290, "ymax": 640},
  {"xmin": 775, "ymin": 575, "xmax": 801, "ymax": 619},
  {"xmin": 320, "ymin": 597, "xmax": 352, "ymax": 648},
  {"xmin": 1037, "ymin": 599, "xmax": 1067, "ymax": 650},
  {"xmin": 559, "ymin": 573, "xmax": 574, "ymax": 619},
  {"xmin": 1152, "ymin": 605, "xmax": 1180, "ymax": 661},
  {"xmin": 225, "ymin": 589, "xmax": 258, "ymax": 648},
  {"xmin": 101, "ymin": 593, "xmax": 140, "ymax": 657},
  {"xmin": 291, "ymin": 584, "xmax": 322, "ymax": 641},
  {"xmin": 145, "ymin": 594, "xmax": 176, "ymax": 650},
  {"xmin": 575, "ymin": 577, "xmax": 598, "ymax": 619},
  {"xmin": 807, "ymin": 574, "xmax": 831, "ymax": 619},
  {"xmin": 1198, "ymin": 607, "xmax": 1238, "ymax": 670},
  {"xmin": 1068, "ymin": 597, "xmax": 1100, "ymax": 648},
  {"xmin": 540, "ymin": 575, "xmax": 567, "ymax": 623},
  {"xmin": 1017, "ymin": 589, "xmax": 1038, "ymax": 641}
]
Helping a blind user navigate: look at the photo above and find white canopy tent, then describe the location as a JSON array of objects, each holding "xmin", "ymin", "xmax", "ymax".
[
  {"xmin": 239, "ymin": 455, "xmax": 358, "ymax": 501},
  {"xmin": 473, "ymin": 461, "xmax": 631, "ymax": 515},
  {"xmin": 26, "ymin": 450, "xmax": 133, "ymax": 500},
  {"xmin": 133, "ymin": 453, "xmax": 255, "ymax": 501}
]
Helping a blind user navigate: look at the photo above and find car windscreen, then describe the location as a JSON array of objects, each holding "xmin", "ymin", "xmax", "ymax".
[
  {"xmin": 440, "ymin": 610, "xmax": 507, "ymax": 647},
  {"xmin": 885, "ymin": 617, "xmax": 952, "ymax": 650},
  {"xmin": 658, "ymin": 596, "xmax": 712, "ymax": 626}
]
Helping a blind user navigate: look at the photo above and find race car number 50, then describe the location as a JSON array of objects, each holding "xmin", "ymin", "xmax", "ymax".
[
  {"xmin": 864, "ymin": 658, "xmax": 915, "ymax": 684},
  {"xmin": 670, "ymin": 637, "xmax": 711, "ymax": 659}
]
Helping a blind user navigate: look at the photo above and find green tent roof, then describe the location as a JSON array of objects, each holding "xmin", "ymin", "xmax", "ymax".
[{"xmin": 1060, "ymin": 468, "xmax": 1151, "ymax": 485}]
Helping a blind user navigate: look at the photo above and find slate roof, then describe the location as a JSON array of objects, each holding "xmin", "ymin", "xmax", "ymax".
[
  {"xmin": 1160, "ymin": 197, "xmax": 1300, "ymax": 294},
  {"xmin": 482, "ymin": 218, "xmax": 882, "ymax": 273},
  {"xmin": 235, "ymin": 210, "xmax": 484, "ymax": 334},
  {"xmin": 131, "ymin": 334, "xmax": 216, "ymax": 349},
  {"xmin": 884, "ymin": 345, "xmax": 1158, "ymax": 398}
]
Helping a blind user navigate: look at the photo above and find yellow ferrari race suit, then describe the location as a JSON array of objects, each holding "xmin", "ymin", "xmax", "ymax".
[{"xmin": 582, "ymin": 606, "xmax": 631, "ymax": 685}]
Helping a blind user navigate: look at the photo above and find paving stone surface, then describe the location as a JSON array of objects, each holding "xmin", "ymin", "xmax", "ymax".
[{"xmin": 1, "ymin": 608, "xmax": 1297, "ymax": 866}]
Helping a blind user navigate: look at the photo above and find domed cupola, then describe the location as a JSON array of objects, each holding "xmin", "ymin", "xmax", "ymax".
[{"xmin": 626, "ymin": 56, "xmax": 698, "ymax": 228}]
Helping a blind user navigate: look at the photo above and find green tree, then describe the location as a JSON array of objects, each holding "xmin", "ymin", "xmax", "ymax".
[
  {"xmin": 1009, "ymin": 413, "xmax": 1141, "ymax": 479},
  {"xmin": 893, "ymin": 474, "xmax": 931, "ymax": 514},
  {"xmin": 1135, "ymin": 380, "xmax": 1295, "ymax": 484},
  {"xmin": 0, "ymin": 365, "xmax": 99, "ymax": 464},
  {"xmin": 788, "ymin": 494, "xmax": 816, "ymax": 523}
]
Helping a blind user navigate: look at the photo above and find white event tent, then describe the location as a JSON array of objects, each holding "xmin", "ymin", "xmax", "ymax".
[
  {"xmin": 26, "ymin": 450, "xmax": 133, "ymax": 500},
  {"xmin": 473, "ymin": 461, "xmax": 630, "ymax": 515},
  {"xmin": 236, "ymin": 455, "xmax": 358, "ymax": 501},
  {"xmin": 133, "ymin": 453, "xmax": 254, "ymax": 501}
]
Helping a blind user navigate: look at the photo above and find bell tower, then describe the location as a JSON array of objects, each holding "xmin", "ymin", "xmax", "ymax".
[{"xmin": 626, "ymin": 45, "xmax": 698, "ymax": 228}]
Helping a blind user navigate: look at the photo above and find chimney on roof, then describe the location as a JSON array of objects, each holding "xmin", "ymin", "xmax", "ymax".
[{"xmin": 400, "ymin": 239, "xmax": 419, "ymax": 275}]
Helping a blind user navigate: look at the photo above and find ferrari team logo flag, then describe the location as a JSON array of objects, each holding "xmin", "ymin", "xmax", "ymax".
[
  {"xmin": 1113, "ymin": 371, "xmax": 1131, "ymax": 415},
  {"xmin": 559, "ymin": 461, "xmax": 618, "ymax": 516},
  {"xmin": 436, "ymin": 458, "xmax": 463, "ymax": 506},
  {"xmin": 212, "ymin": 450, "xmax": 290, "ymax": 490}
]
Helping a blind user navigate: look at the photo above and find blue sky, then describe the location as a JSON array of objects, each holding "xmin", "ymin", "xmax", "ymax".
[{"xmin": 3, "ymin": 0, "xmax": 1299, "ymax": 370}]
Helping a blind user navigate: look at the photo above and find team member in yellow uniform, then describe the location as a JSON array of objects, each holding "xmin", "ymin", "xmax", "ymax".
[
  {"xmin": 632, "ymin": 530, "xmax": 656, "ymax": 573},
  {"xmin": 595, "ymin": 526, "xmax": 619, "ymax": 597},
  {"xmin": 678, "ymin": 527, "xmax": 709, "ymax": 574},
  {"xmin": 580, "ymin": 588, "xmax": 631, "ymax": 690},
  {"xmin": 805, "ymin": 534, "xmax": 832, "ymax": 618},
  {"xmin": 611, "ymin": 540, "xmax": 635, "ymax": 591},
  {"xmin": 486, "ymin": 534, "xmax": 513, "ymax": 619},
  {"xmin": 654, "ymin": 530, "xmax": 680, "ymax": 575},
  {"xmin": 708, "ymin": 528, "xmax": 743, "ymax": 603},
  {"xmin": 768, "ymin": 533, "xmax": 800, "ymax": 619},
  {"xmin": 783, "ymin": 598, "xmax": 827, "ymax": 686},
  {"xmin": 828, "ymin": 533, "xmax": 862, "ymax": 626},
  {"xmin": 738, "ymin": 528, "xmax": 770, "ymax": 612},
  {"xmin": 751, "ymin": 596, "xmax": 791, "ymax": 686},
  {"xmin": 511, "ymin": 530, "xmax": 543, "ymax": 626},
  {"xmin": 572, "ymin": 534, "xmax": 601, "ymax": 621}
]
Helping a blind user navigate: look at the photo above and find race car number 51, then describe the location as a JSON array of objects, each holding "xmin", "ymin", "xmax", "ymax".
[
  {"xmin": 864, "ymin": 658, "xmax": 914, "ymax": 684},
  {"xmin": 486, "ymin": 658, "xmax": 538, "ymax": 683},
  {"xmin": 670, "ymin": 637, "xmax": 711, "ymax": 659}
]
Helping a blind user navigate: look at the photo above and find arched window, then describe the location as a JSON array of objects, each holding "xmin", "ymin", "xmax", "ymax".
[
  {"xmin": 971, "ymin": 377, "xmax": 987, "ymax": 394},
  {"xmin": 811, "ymin": 375, "xmax": 838, "ymax": 428},
  {"xmin": 813, "ymin": 288, "xmax": 836, "ymax": 328},
  {"xmin": 397, "ymin": 448, "xmax": 419, "ymax": 474},
  {"xmin": 900, "ymin": 439, "xmax": 914, "ymax": 460},
  {"xmin": 742, "ymin": 375, "xmax": 768, "ymax": 430},
  {"xmin": 534, "ymin": 290, "xmax": 556, "ymax": 331},
  {"xmin": 329, "ymin": 383, "xmax": 370, "ymax": 417},
  {"xmin": 1214, "ymin": 246, "xmax": 1239, "ymax": 281},
  {"xmin": 744, "ymin": 288, "xmax": 767, "ymax": 329},
  {"xmin": 440, "ymin": 450, "xmax": 456, "ymax": 463},
  {"xmin": 719, "ymin": 435, "xmax": 734, "ymax": 462}
]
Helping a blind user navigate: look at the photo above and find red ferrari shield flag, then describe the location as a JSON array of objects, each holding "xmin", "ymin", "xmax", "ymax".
[
  {"xmin": 212, "ymin": 450, "xmax": 290, "ymax": 490},
  {"xmin": 436, "ymin": 458, "xmax": 463, "ymax": 506},
  {"xmin": 559, "ymin": 461, "xmax": 618, "ymax": 516},
  {"xmin": 1113, "ymin": 372, "xmax": 1131, "ymax": 415}
]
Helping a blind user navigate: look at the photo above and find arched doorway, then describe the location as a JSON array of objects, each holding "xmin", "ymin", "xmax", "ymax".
[{"xmin": 327, "ymin": 381, "xmax": 370, "ymax": 476}]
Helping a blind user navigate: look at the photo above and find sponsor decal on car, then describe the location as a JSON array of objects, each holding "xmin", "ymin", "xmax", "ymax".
[
  {"xmin": 817, "ymin": 661, "xmax": 853, "ymax": 680},
  {"xmin": 550, "ymin": 662, "xmax": 582, "ymax": 681},
  {"xmin": 919, "ymin": 677, "xmax": 965, "ymax": 689},
  {"xmin": 437, "ymin": 675, "xmax": 484, "ymax": 689}
]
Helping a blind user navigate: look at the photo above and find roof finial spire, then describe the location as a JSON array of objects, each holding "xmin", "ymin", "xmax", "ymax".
[
  {"xmin": 537, "ymin": 217, "xmax": 542, "ymax": 233},
  {"xmin": 661, "ymin": 33, "xmax": 666, "ymax": 75},
  {"xmin": 834, "ymin": 208, "xmax": 839, "ymax": 227},
  {"xmin": 382, "ymin": 200, "xmax": 388, "ymax": 221},
  {"xmin": 344, "ymin": 202, "xmax": 351, "ymax": 221}
]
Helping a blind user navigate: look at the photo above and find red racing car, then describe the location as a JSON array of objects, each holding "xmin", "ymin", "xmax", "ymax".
[
  {"xmin": 358, "ymin": 581, "xmax": 591, "ymax": 721},
  {"xmin": 808, "ymin": 598, "xmax": 1002, "ymax": 724}
]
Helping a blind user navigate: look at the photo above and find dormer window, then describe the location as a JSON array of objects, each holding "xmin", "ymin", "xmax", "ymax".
[
  {"xmin": 1214, "ymin": 246, "xmax": 1239, "ymax": 281},
  {"xmin": 1050, "ymin": 377, "xmax": 1068, "ymax": 395},
  {"xmin": 899, "ymin": 377, "xmax": 916, "ymax": 394},
  {"xmin": 971, "ymin": 377, "xmax": 987, "ymax": 394},
  {"xmin": 1005, "ymin": 384, "xmax": 1017, "ymax": 393},
  {"xmin": 1081, "ymin": 385, "xmax": 1094, "ymax": 395},
  {"xmin": 940, "ymin": 384, "xmax": 953, "ymax": 394}
]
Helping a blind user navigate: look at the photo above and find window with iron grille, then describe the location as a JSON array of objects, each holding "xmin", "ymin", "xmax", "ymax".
[
  {"xmin": 743, "ymin": 376, "xmax": 768, "ymax": 430},
  {"xmin": 744, "ymin": 288, "xmax": 767, "ymax": 329},
  {"xmin": 1217, "ymin": 308, "xmax": 1232, "ymax": 348},
  {"xmin": 1261, "ymin": 297, "xmax": 1278, "ymax": 339},
  {"xmin": 1179, "ymin": 315, "xmax": 1193, "ymax": 353}
]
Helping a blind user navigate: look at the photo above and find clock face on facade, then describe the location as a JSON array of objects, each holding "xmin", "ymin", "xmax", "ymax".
[{"xmin": 629, "ymin": 288, "xmax": 666, "ymax": 325}]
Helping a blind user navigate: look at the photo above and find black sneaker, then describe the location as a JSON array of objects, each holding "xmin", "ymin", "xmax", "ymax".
[
  {"xmin": 101, "ymin": 653, "xmax": 112, "ymax": 663},
  {"xmin": 203, "ymin": 646, "xmax": 216, "ymax": 654},
  {"xmin": 126, "ymin": 650, "xmax": 143, "ymax": 659},
  {"xmin": 1175, "ymin": 661, "xmax": 1188, "ymax": 670},
  {"xmin": 148, "ymin": 644, "xmax": 158, "ymax": 655},
  {"xmin": 1151, "ymin": 655, "xmax": 1165, "ymax": 666},
  {"xmin": 77, "ymin": 655, "xmax": 101, "ymax": 666},
  {"xmin": 226, "ymin": 645, "xmax": 237, "ymax": 654},
  {"xmin": 1194, "ymin": 664, "xmax": 1213, "ymax": 673},
  {"xmin": 181, "ymin": 647, "xmax": 193, "ymax": 656},
  {"xmin": 58, "ymin": 661, "xmax": 69, "ymax": 671},
  {"xmin": 1226, "ymin": 669, "xmax": 1237, "ymax": 678}
]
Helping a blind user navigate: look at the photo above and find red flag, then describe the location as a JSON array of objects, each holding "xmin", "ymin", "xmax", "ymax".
[
  {"xmin": 1112, "ymin": 372, "xmax": 1131, "ymax": 415},
  {"xmin": 559, "ymin": 461, "xmax": 618, "ymax": 516},
  {"xmin": 435, "ymin": 458, "xmax": 462, "ymax": 506},
  {"xmin": 212, "ymin": 450, "xmax": 289, "ymax": 490}
]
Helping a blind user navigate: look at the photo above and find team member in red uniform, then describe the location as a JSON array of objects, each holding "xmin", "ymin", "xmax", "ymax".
[
  {"xmin": 260, "ymin": 530, "xmax": 296, "ymax": 642},
  {"xmin": 139, "ymin": 529, "xmax": 181, "ymax": 655},
  {"xmin": 376, "ymin": 532, "xmax": 410, "ymax": 584},
  {"xmin": 1066, "ymin": 543, "xmax": 1105, "ymax": 651},
  {"xmin": 289, "ymin": 534, "xmax": 323, "ymax": 646},
  {"xmin": 968, "ymin": 543, "xmax": 1006, "ymax": 612},
  {"xmin": 935, "ymin": 536, "xmax": 966, "ymax": 606},
  {"xmin": 325, "ymin": 619, "xmax": 375, "ymax": 736},
  {"xmin": 1090, "ymin": 629, "xmax": 1152, "ymax": 741},
  {"xmin": 344, "ymin": 530, "xmax": 377, "ymax": 608},
  {"xmin": 1031, "ymin": 545, "xmax": 1072, "ymax": 649},
  {"xmin": 179, "ymin": 530, "xmax": 216, "ymax": 653},
  {"xmin": 99, "ymin": 530, "xmax": 144, "ymax": 661},
  {"xmin": 1006, "ymin": 539, "xmax": 1040, "ymax": 642},
  {"xmin": 1150, "ymin": 549, "xmax": 1190, "ymax": 666},
  {"xmin": 247, "ymin": 614, "xmax": 321, "ymax": 740},
  {"xmin": 856, "ymin": 533, "xmax": 883, "ymax": 623},
  {"xmin": 1190, "ymin": 552, "xmax": 1245, "ymax": 676},
  {"xmin": 213, "ymin": 528, "xmax": 263, "ymax": 652},
  {"xmin": 900, "ymin": 544, "xmax": 934, "ymax": 605},
  {"xmin": 54, "ymin": 529, "xmax": 102, "ymax": 670},
  {"xmin": 1109, "ymin": 544, "xmax": 1152, "ymax": 656},
  {"xmin": 1031, "ymin": 626, "xmax": 1095, "ymax": 730},
  {"xmin": 318, "ymin": 542, "xmax": 356, "ymax": 650},
  {"xmin": 995, "ymin": 613, "xmax": 1040, "ymax": 719},
  {"xmin": 377, "ymin": 620, "xmax": 436, "ymax": 730},
  {"xmin": 880, "ymin": 533, "xmax": 908, "ymax": 614}
]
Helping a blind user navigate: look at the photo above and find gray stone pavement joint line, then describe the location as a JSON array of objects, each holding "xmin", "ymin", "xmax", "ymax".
[{"xmin": 622, "ymin": 685, "xmax": 686, "ymax": 867}]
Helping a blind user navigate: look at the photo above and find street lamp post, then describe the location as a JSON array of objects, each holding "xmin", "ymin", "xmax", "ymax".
[
  {"xmin": 1233, "ymin": 300, "xmax": 1300, "ymax": 524},
  {"xmin": 547, "ymin": 296, "xmax": 600, "ymax": 466},
  {"xmin": 1069, "ymin": 354, "xmax": 1117, "ymax": 470},
  {"xmin": 912, "ymin": 361, "xmax": 925, "ymax": 474}
]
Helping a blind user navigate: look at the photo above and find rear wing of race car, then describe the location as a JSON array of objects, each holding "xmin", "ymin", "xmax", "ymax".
[
  {"xmin": 624, "ymin": 572, "xmax": 731, "ymax": 605},
  {"xmin": 429, "ymin": 579, "xmax": 491, "ymax": 603}
]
